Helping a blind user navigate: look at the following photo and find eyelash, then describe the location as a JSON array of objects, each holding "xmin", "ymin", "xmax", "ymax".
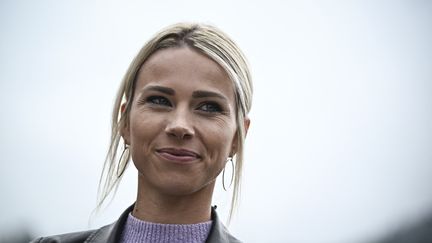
[
  {"xmin": 142, "ymin": 96, "xmax": 224, "ymax": 114},
  {"xmin": 197, "ymin": 102, "xmax": 223, "ymax": 113},
  {"xmin": 146, "ymin": 96, "xmax": 171, "ymax": 106}
]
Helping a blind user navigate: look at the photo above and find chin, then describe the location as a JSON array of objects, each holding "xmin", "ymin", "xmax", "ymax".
[{"xmin": 155, "ymin": 176, "xmax": 215, "ymax": 197}]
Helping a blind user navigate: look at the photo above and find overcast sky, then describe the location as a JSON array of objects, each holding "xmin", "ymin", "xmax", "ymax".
[{"xmin": 1, "ymin": 1, "xmax": 432, "ymax": 242}]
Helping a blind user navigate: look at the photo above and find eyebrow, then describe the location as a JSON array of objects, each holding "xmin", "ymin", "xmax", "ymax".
[
  {"xmin": 141, "ymin": 85, "xmax": 175, "ymax": 95},
  {"xmin": 192, "ymin": 90, "xmax": 228, "ymax": 101},
  {"xmin": 140, "ymin": 85, "xmax": 228, "ymax": 101}
]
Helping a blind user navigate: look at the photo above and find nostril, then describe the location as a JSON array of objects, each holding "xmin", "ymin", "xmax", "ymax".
[
  {"xmin": 165, "ymin": 125, "xmax": 194, "ymax": 139},
  {"xmin": 165, "ymin": 110, "xmax": 194, "ymax": 139},
  {"xmin": 182, "ymin": 133, "xmax": 193, "ymax": 139}
]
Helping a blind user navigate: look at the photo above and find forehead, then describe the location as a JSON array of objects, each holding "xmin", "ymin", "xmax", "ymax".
[{"xmin": 135, "ymin": 47, "xmax": 235, "ymax": 101}]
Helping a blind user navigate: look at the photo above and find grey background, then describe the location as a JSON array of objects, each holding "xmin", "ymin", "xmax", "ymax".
[{"xmin": 1, "ymin": 1, "xmax": 431, "ymax": 242}]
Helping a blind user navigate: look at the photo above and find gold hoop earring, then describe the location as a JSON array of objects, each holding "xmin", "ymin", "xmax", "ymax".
[
  {"xmin": 222, "ymin": 157, "xmax": 235, "ymax": 191},
  {"xmin": 117, "ymin": 143, "xmax": 129, "ymax": 177}
]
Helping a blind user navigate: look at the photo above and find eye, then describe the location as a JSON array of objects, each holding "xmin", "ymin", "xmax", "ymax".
[
  {"xmin": 197, "ymin": 102, "xmax": 222, "ymax": 113},
  {"xmin": 146, "ymin": 96, "xmax": 171, "ymax": 106}
]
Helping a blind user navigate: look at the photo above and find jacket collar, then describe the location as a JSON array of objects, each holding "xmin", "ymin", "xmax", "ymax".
[{"xmin": 206, "ymin": 205, "xmax": 234, "ymax": 243}]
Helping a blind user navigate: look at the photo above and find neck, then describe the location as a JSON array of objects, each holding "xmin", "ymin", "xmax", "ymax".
[{"xmin": 132, "ymin": 174, "xmax": 215, "ymax": 224}]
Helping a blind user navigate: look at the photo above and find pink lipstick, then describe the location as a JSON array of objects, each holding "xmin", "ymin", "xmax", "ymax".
[{"xmin": 156, "ymin": 148, "xmax": 200, "ymax": 163}]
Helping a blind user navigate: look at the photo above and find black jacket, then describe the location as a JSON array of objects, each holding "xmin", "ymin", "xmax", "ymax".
[{"xmin": 31, "ymin": 204, "xmax": 241, "ymax": 243}]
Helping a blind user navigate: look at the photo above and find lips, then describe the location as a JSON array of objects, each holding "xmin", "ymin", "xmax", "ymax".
[{"xmin": 156, "ymin": 148, "xmax": 201, "ymax": 163}]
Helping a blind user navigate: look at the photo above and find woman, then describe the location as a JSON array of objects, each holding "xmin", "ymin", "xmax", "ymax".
[{"xmin": 32, "ymin": 23, "xmax": 252, "ymax": 243}]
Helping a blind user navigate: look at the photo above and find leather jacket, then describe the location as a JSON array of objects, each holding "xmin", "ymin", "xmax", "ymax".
[{"xmin": 31, "ymin": 204, "xmax": 241, "ymax": 243}]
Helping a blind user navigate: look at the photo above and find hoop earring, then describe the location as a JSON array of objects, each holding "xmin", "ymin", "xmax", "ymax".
[
  {"xmin": 117, "ymin": 143, "xmax": 129, "ymax": 177},
  {"xmin": 222, "ymin": 157, "xmax": 235, "ymax": 191}
]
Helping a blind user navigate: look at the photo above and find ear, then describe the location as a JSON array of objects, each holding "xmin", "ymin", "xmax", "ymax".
[
  {"xmin": 244, "ymin": 117, "xmax": 251, "ymax": 137},
  {"xmin": 120, "ymin": 103, "xmax": 131, "ymax": 145},
  {"xmin": 230, "ymin": 117, "xmax": 251, "ymax": 157}
]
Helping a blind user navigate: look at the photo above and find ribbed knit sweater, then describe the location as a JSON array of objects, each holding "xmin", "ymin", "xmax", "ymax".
[{"xmin": 119, "ymin": 213, "xmax": 213, "ymax": 243}]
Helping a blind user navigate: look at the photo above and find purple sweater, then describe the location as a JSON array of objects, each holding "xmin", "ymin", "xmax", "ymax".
[{"xmin": 119, "ymin": 213, "xmax": 213, "ymax": 243}]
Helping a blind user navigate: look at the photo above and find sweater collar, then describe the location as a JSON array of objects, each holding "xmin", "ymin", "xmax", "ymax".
[{"xmin": 87, "ymin": 203, "xmax": 240, "ymax": 243}]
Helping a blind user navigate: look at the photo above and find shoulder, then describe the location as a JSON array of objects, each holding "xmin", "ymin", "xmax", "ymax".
[
  {"xmin": 30, "ymin": 223, "xmax": 117, "ymax": 243},
  {"xmin": 31, "ymin": 205, "xmax": 134, "ymax": 243},
  {"xmin": 30, "ymin": 229, "xmax": 97, "ymax": 243}
]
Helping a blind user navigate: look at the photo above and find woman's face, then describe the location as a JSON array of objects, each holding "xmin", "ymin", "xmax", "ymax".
[{"xmin": 123, "ymin": 47, "xmax": 238, "ymax": 196}]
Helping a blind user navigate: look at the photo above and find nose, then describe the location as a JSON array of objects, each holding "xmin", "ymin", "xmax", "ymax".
[{"xmin": 164, "ymin": 108, "xmax": 195, "ymax": 140}]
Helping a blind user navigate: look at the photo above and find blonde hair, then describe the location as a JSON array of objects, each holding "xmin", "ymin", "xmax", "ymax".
[{"xmin": 97, "ymin": 23, "xmax": 253, "ymax": 221}]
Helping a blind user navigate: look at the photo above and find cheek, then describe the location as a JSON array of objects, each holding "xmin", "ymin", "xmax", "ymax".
[
  {"xmin": 202, "ymin": 120, "xmax": 236, "ymax": 161},
  {"xmin": 129, "ymin": 112, "xmax": 160, "ymax": 149}
]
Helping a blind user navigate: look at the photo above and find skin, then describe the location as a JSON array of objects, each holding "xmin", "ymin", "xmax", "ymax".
[{"xmin": 121, "ymin": 46, "xmax": 249, "ymax": 224}]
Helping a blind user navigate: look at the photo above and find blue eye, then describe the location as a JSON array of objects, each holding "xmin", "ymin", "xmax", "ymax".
[
  {"xmin": 147, "ymin": 96, "xmax": 171, "ymax": 106},
  {"xmin": 198, "ymin": 102, "xmax": 222, "ymax": 113}
]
